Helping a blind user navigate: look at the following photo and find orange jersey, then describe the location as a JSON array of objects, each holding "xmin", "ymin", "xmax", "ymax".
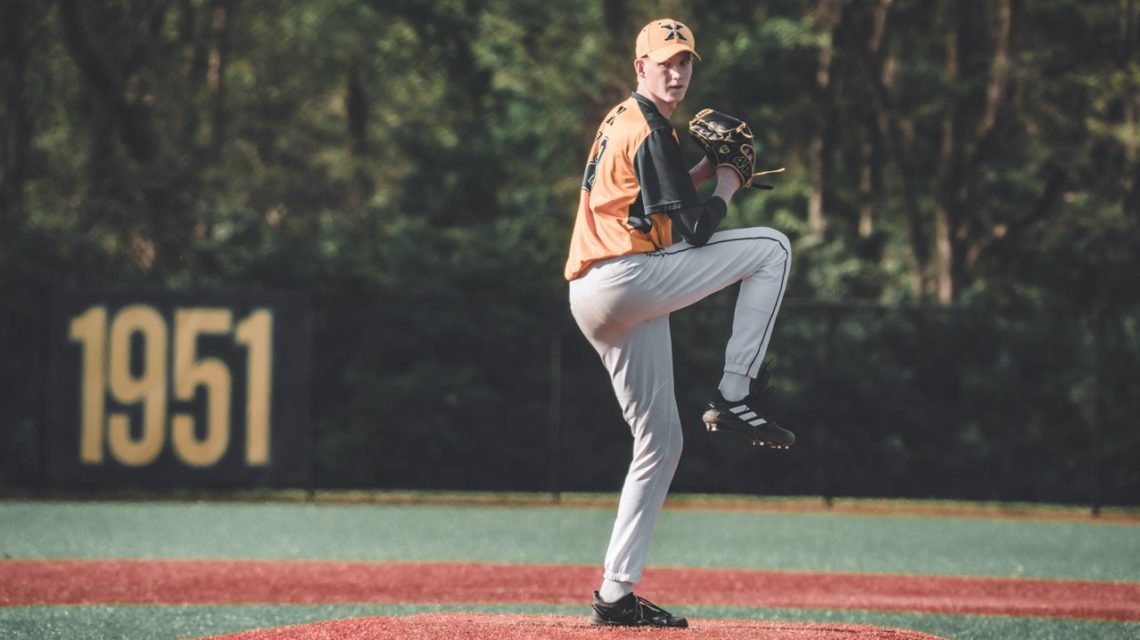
[{"xmin": 564, "ymin": 93, "xmax": 701, "ymax": 281}]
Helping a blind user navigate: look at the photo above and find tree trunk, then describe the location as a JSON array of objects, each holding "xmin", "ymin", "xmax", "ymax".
[
  {"xmin": 0, "ymin": 0, "xmax": 31, "ymax": 231},
  {"xmin": 58, "ymin": 0, "xmax": 119, "ymax": 206},
  {"xmin": 934, "ymin": 0, "xmax": 962, "ymax": 305},
  {"xmin": 937, "ymin": 0, "xmax": 1013, "ymax": 304},
  {"xmin": 347, "ymin": 60, "xmax": 373, "ymax": 212},
  {"xmin": 858, "ymin": 135, "xmax": 875, "ymax": 238},
  {"xmin": 603, "ymin": 0, "xmax": 628, "ymax": 42},
  {"xmin": 858, "ymin": 0, "xmax": 932, "ymax": 298},
  {"xmin": 207, "ymin": 0, "xmax": 231, "ymax": 161},
  {"xmin": 809, "ymin": 0, "xmax": 845, "ymax": 237},
  {"xmin": 1120, "ymin": 0, "xmax": 1140, "ymax": 215},
  {"xmin": 858, "ymin": 0, "xmax": 890, "ymax": 240}
]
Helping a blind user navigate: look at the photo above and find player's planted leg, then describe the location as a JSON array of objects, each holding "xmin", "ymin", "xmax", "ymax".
[{"xmin": 703, "ymin": 364, "xmax": 795, "ymax": 449}]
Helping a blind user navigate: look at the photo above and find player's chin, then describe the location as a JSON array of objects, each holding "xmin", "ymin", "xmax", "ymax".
[{"xmin": 666, "ymin": 86, "xmax": 688, "ymax": 101}]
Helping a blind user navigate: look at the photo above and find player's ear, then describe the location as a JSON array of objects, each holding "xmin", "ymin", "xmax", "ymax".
[{"xmin": 634, "ymin": 57, "xmax": 645, "ymax": 78}]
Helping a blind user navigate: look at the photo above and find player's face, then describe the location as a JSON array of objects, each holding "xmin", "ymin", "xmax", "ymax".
[{"xmin": 638, "ymin": 51, "xmax": 693, "ymax": 109}]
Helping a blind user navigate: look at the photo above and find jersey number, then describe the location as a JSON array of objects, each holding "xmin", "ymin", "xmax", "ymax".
[{"xmin": 581, "ymin": 137, "xmax": 608, "ymax": 193}]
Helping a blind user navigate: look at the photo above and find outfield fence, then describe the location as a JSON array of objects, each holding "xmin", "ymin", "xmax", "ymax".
[{"xmin": 2, "ymin": 286, "xmax": 1137, "ymax": 509}]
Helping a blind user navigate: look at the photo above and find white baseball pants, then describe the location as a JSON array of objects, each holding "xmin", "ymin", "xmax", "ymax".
[{"xmin": 568, "ymin": 227, "xmax": 792, "ymax": 584}]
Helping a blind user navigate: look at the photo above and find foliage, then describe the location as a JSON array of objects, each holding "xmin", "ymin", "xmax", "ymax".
[
  {"xmin": 1, "ymin": 0, "xmax": 1137, "ymax": 502},
  {"xmin": 3, "ymin": 0, "xmax": 1138, "ymax": 302}
]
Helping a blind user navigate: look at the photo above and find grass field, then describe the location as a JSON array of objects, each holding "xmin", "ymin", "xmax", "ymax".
[{"xmin": 1, "ymin": 493, "xmax": 1137, "ymax": 639}]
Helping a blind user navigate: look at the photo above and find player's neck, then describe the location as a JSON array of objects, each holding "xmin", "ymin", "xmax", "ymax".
[{"xmin": 635, "ymin": 84, "xmax": 679, "ymax": 119}]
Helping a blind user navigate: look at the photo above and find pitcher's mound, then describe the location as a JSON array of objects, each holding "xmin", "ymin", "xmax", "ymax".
[{"xmin": 206, "ymin": 613, "xmax": 948, "ymax": 639}]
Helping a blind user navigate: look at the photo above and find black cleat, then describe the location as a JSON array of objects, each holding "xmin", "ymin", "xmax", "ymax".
[
  {"xmin": 589, "ymin": 591, "xmax": 688, "ymax": 628},
  {"xmin": 702, "ymin": 367, "xmax": 795, "ymax": 450}
]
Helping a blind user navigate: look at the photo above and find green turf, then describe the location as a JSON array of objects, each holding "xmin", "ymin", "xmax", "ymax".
[
  {"xmin": 1, "ymin": 500, "xmax": 1136, "ymax": 580},
  {"xmin": 0, "ymin": 604, "xmax": 1136, "ymax": 640},
  {"xmin": 1, "ymin": 497, "xmax": 1138, "ymax": 640}
]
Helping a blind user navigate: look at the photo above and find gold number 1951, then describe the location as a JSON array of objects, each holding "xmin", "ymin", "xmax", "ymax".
[{"xmin": 68, "ymin": 305, "xmax": 274, "ymax": 468}]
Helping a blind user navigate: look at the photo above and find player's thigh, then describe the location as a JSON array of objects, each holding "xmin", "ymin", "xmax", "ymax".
[
  {"xmin": 643, "ymin": 227, "xmax": 791, "ymax": 315},
  {"xmin": 596, "ymin": 317, "xmax": 678, "ymax": 428}
]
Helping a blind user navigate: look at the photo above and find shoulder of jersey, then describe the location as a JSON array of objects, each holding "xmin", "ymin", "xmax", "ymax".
[{"xmin": 602, "ymin": 98, "xmax": 647, "ymax": 134}]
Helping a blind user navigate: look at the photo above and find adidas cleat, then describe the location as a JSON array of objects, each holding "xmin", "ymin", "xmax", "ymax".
[
  {"xmin": 589, "ymin": 591, "xmax": 688, "ymax": 628},
  {"xmin": 702, "ymin": 399, "xmax": 795, "ymax": 449},
  {"xmin": 703, "ymin": 369, "xmax": 795, "ymax": 450}
]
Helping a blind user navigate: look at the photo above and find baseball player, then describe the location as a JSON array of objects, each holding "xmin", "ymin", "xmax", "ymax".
[{"xmin": 565, "ymin": 19, "xmax": 795, "ymax": 627}]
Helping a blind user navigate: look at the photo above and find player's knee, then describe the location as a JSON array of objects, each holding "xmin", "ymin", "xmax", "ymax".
[
  {"xmin": 764, "ymin": 228, "xmax": 791, "ymax": 255},
  {"xmin": 636, "ymin": 426, "xmax": 683, "ymax": 468},
  {"xmin": 751, "ymin": 228, "xmax": 791, "ymax": 268}
]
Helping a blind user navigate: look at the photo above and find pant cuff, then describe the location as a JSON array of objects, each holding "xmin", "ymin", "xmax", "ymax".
[
  {"xmin": 603, "ymin": 570, "xmax": 638, "ymax": 584},
  {"xmin": 724, "ymin": 364, "xmax": 751, "ymax": 376}
]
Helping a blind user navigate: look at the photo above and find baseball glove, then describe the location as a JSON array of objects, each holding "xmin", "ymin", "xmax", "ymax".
[{"xmin": 689, "ymin": 108, "xmax": 757, "ymax": 188}]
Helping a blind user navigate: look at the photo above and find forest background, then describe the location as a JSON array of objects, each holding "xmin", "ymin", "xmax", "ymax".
[{"xmin": 0, "ymin": 0, "xmax": 1137, "ymax": 505}]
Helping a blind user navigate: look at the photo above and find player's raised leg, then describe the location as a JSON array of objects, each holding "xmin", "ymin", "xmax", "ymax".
[{"xmin": 621, "ymin": 227, "xmax": 795, "ymax": 448}]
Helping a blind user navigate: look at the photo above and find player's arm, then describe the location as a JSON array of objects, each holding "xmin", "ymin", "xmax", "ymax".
[
  {"xmin": 673, "ymin": 165, "xmax": 744, "ymax": 245},
  {"xmin": 691, "ymin": 157, "xmax": 741, "ymax": 198},
  {"xmin": 672, "ymin": 196, "xmax": 727, "ymax": 246},
  {"xmin": 690, "ymin": 156, "xmax": 715, "ymax": 189},
  {"xmin": 635, "ymin": 128, "xmax": 734, "ymax": 247}
]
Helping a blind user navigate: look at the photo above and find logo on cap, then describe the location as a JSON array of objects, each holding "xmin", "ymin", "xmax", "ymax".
[{"xmin": 662, "ymin": 23, "xmax": 688, "ymax": 42}]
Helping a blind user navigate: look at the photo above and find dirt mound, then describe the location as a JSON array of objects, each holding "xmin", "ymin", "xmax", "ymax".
[{"xmin": 204, "ymin": 613, "xmax": 948, "ymax": 640}]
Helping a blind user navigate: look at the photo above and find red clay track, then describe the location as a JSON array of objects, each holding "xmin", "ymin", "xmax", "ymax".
[
  {"xmin": 3, "ymin": 560, "xmax": 1138, "ymax": 621},
  {"xmin": 207, "ymin": 613, "xmax": 949, "ymax": 640}
]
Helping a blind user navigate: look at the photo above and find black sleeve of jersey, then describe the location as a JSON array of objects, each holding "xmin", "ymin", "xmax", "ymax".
[
  {"xmin": 634, "ymin": 127, "xmax": 699, "ymax": 214},
  {"xmin": 634, "ymin": 126, "xmax": 728, "ymax": 247}
]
